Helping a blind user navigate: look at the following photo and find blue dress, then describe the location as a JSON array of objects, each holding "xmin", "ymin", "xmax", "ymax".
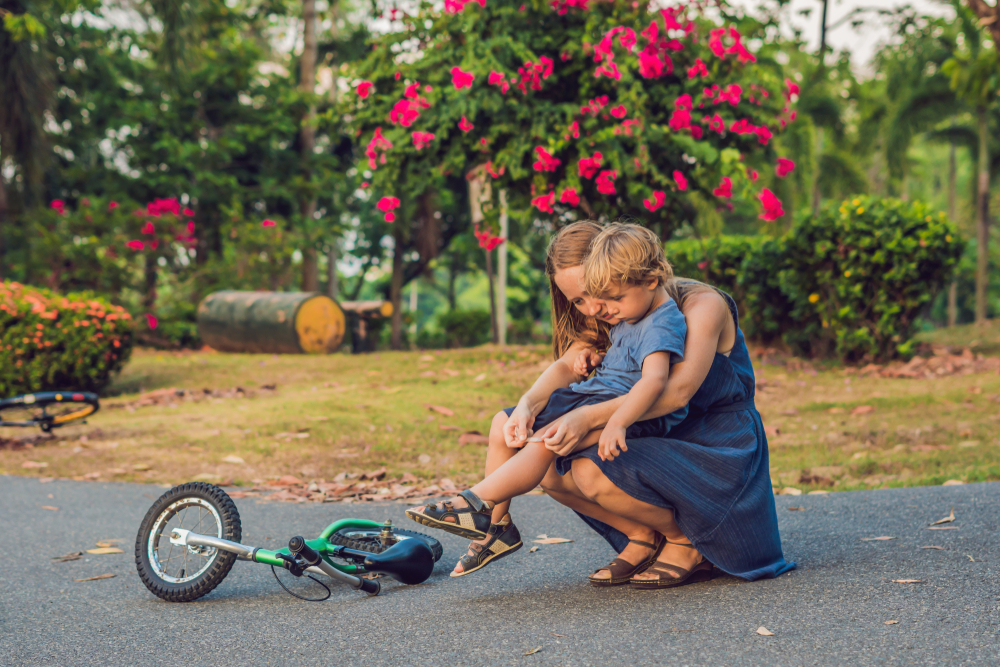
[{"xmin": 555, "ymin": 287, "xmax": 796, "ymax": 581}]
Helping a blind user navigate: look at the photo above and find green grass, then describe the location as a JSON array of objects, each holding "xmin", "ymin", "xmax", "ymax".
[
  {"xmin": 2, "ymin": 332, "xmax": 999, "ymax": 494},
  {"xmin": 914, "ymin": 318, "xmax": 1000, "ymax": 355}
]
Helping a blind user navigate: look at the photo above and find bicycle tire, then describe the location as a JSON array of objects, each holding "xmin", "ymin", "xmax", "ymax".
[
  {"xmin": 328, "ymin": 527, "xmax": 443, "ymax": 562},
  {"xmin": 0, "ymin": 391, "xmax": 99, "ymax": 430},
  {"xmin": 135, "ymin": 483, "xmax": 242, "ymax": 602}
]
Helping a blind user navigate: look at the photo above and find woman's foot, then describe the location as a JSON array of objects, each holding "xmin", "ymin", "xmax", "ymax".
[
  {"xmin": 406, "ymin": 490, "xmax": 494, "ymax": 540},
  {"xmin": 589, "ymin": 530, "xmax": 661, "ymax": 583},
  {"xmin": 451, "ymin": 514, "xmax": 522, "ymax": 577},
  {"xmin": 630, "ymin": 539, "xmax": 712, "ymax": 587}
]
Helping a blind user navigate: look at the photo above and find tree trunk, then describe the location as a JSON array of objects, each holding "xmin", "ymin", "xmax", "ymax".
[
  {"xmin": 144, "ymin": 254, "xmax": 158, "ymax": 315},
  {"xmin": 975, "ymin": 107, "xmax": 990, "ymax": 325},
  {"xmin": 299, "ymin": 0, "xmax": 319, "ymax": 292},
  {"xmin": 948, "ymin": 137, "xmax": 958, "ymax": 327},
  {"xmin": 0, "ymin": 175, "xmax": 7, "ymax": 280},
  {"xmin": 327, "ymin": 242, "xmax": 339, "ymax": 300},
  {"xmin": 486, "ymin": 248, "xmax": 498, "ymax": 344},
  {"xmin": 497, "ymin": 190, "xmax": 509, "ymax": 345},
  {"xmin": 812, "ymin": 127, "xmax": 824, "ymax": 216},
  {"xmin": 390, "ymin": 225, "xmax": 405, "ymax": 350},
  {"xmin": 447, "ymin": 253, "xmax": 457, "ymax": 311}
]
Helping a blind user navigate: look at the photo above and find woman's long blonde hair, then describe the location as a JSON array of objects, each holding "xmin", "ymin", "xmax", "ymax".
[{"xmin": 545, "ymin": 220, "xmax": 713, "ymax": 360}]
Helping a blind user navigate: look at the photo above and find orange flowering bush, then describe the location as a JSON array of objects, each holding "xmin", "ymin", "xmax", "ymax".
[{"xmin": 0, "ymin": 282, "xmax": 135, "ymax": 396}]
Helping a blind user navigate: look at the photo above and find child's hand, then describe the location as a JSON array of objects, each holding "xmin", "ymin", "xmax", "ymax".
[
  {"xmin": 502, "ymin": 405, "xmax": 535, "ymax": 448},
  {"xmin": 573, "ymin": 349, "xmax": 605, "ymax": 377},
  {"xmin": 598, "ymin": 422, "xmax": 628, "ymax": 461}
]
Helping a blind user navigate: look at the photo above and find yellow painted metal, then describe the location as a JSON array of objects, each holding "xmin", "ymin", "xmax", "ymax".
[{"xmin": 295, "ymin": 296, "xmax": 346, "ymax": 353}]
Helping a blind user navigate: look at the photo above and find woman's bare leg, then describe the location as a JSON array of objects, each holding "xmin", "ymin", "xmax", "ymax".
[
  {"xmin": 570, "ymin": 458, "xmax": 702, "ymax": 579},
  {"xmin": 541, "ymin": 464, "xmax": 658, "ymax": 580}
]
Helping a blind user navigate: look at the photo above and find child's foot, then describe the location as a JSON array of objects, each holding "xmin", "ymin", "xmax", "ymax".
[
  {"xmin": 406, "ymin": 489, "xmax": 494, "ymax": 540},
  {"xmin": 588, "ymin": 531, "xmax": 663, "ymax": 585},
  {"xmin": 451, "ymin": 514, "xmax": 522, "ymax": 577}
]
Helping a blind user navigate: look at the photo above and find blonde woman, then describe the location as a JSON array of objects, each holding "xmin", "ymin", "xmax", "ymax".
[{"xmin": 425, "ymin": 221, "xmax": 794, "ymax": 587}]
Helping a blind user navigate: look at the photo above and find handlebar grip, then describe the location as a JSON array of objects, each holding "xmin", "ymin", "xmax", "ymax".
[
  {"xmin": 359, "ymin": 577, "xmax": 380, "ymax": 596},
  {"xmin": 288, "ymin": 536, "xmax": 321, "ymax": 566}
]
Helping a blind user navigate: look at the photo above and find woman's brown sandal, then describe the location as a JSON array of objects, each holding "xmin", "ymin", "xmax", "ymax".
[
  {"xmin": 588, "ymin": 534, "xmax": 666, "ymax": 587},
  {"xmin": 630, "ymin": 541, "xmax": 714, "ymax": 589},
  {"xmin": 406, "ymin": 489, "xmax": 495, "ymax": 540},
  {"xmin": 450, "ymin": 514, "xmax": 523, "ymax": 578}
]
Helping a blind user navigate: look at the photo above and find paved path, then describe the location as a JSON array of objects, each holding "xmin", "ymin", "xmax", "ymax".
[{"xmin": 1, "ymin": 475, "xmax": 997, "ymax": 666}]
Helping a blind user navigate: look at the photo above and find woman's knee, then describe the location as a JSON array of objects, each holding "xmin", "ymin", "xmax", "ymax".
[
  {"xmin": 488, "ymin": 411, "xmax": 508, "ymax": 441},
  {"xmin": 540, "ymin": 464, "xmax": 566, "ymax": 494},
  {"xmin": 572, "ymin": 458, "xmax": 611, "ymax": 502}
]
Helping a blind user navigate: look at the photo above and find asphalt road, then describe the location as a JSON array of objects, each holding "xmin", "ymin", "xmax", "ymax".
[{"xmin": 1, "ymin": 475, "xmax": 997, "ymax": 666}]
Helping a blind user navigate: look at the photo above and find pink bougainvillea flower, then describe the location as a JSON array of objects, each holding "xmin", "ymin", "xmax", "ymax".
[
  {"xmin": 389, "ymin": 99, "xmax": 421, "ymax": 127},
  {"xmin": 108, "ymin": 201, "xmax": 119, "ymax": 211},
  {"xmin": 713, "ymin": 177, "xmax": 733, "ymax": 198},
  {"xmin": 785, "ymin": 79, "xmax": 800, "ymax": 101},
  {"xmin": 451, "ymin": 66, "xmax": 475, "ymax": 89},
  {"xmin": 261, "ymin": 219, "xmax": 276, "ymax": 227},
  {"xmin": 182, "ymin": 208, "xmax": 194, "ymax": 217},
  {"xmin": 618, "ymin": 27, "xmax": 636, "ymax": 51},
  {"xmin": 754, "ymin": 125, "xmax": 773, "ymax": 145},
  {"xmin": 714, "ymin": 84, "xmax": 742, "ymax": 106},
  {"xmin": 596, "ymin": 169, "xmax": 617, "ymax": 195},
  {"xmin": 377, "ymin": 197, "xmax": 401, "ymax": 212},
  {"xmin": 146, "ymin": 313, "xmax": 158, "ymax": 330},
  {"xmin": 412, "ymin": 131, "xmax": 436, "ymax": 150},
  {"xmin": 641, "ymin": 19, "xmax": 659, "ymax": 43},
  {"xmin": 458, "ymin": 116, "xmax": 474, "ymax": 132},
  {"xmin": 140, "ymin": 221, "xmax": 155, "ymax": 235},
  {"xmin": 532, "ymin": 191, "xmax": 556, "ymax": 213},
  {"xmin": 638, "ymin": 47, "xmax": 665, "ymax": 78},
  {"xmin": 488, "ymin": 71, "xmax": 510, "ymax": 94},
  {"xmin": 668, "ymin": 108, "xmax": 691, "ymax": 132},
  {"xmin": 673, "ymin": 171, "xmax": 688, "ymax": 191},
  {"xmin": 385, "ymin": 212, "xmax": 396, "ymax": 222},
  {"xmin": 126, "ymin": 240, "xmax": 145, "ymax": 251},
  {"xmin": 566, "ymin": 121, "xmax": 580, "ymax": 139},
  {"xmin": 186, "ymin": 221, "xmax": 195, "ymax": 235},
  {"xmin": 357, "ymin": 81, "xmax": 373, "ymax": 98},
  {"xmin": 690, "ymin": 125, "xmax": 703, "ymax": 139},
  {"xmin": 147, "ymin": 198, "xmax": 180, "ymax": 217},
  {"xmin": 697, "ymin": 260, "xmax": 709, "ymax": 270},
  {"xmin": 610, "ymin": 105, "xmax": 627, "ymax": 119},
  {"xmin": 750, "ymin": 169, "xmax": 759, "ymax": 181},
  {"xmin": 643, "ymin": 190, "xmax": 666, "ymax": 212},
  {"xmin": 485, "ymin": 161, "xmax": 505, "ymax": 178},
  {"xmin": 50, "ymin": 200, "xmax": 66, "ymax": 215},
  {"xmin": 365, "ymin": 127, "xmax": 393, "ymax": 169},
  {"xmin": 150, "ymin": 240, "xmax": 159, "ymax": 250},
  {"xmin": 675, "ymin": 94, "xmax": 692, "ymax": 111},
  {"xmin": 403, "ymin": 82, "xmax": 422, "ymax": 99},
  {"xmin": 758, "ymin": 188, "xmax": 785, "ymax": 221},
  {"xmin": 687, "ymin": 58, "xmax": 708, "ymax": 79},
  {"xmin": 729, "ymin": 118, "xmax": 755, "ymax": 135},
  {"xmin": 708, "ymin": 28, "xmax": 726, "ymax": 58},
  {"xmin": 708, "ymin": 114, "xmax": 725, "ymax": 135},
  {"xmin": 533, "ymin": 147, "xmax": 562, "ymax": 172},
  {"xmin": 790, "ymin": 110, "xmax": 798, "ymax": 121},
  {"xmin": 594, "ymin": 61, "xmax": 622, "ymax": 80},
  {"xmin": 776, "ymin": 158, "xmax": 795, "ymax": 178},
  {"xmin": 539, "ymin": 56, "xmax": 554, "ymax": 79},
  {"xmin": 395, "ymin": 71, "xmax": 402, "ymax": 80},
  {"xmin": 660, "ymin": 6, "xmax": 683, "ymax": 30},
  {"xmin": 577, "ymin": 152, "xmax": 603, "ymax": 179},
  {"xmin": 560, "ymin": 188, "xmax": 580, "ymax": 207}
]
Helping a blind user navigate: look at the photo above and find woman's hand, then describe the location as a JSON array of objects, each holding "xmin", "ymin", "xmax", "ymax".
[
  {"xmin": 502, "ymin": 403, "xmax": 536, "ymax": 449},
  {"xmin": 598, "ymin": 422, "xmax": 628, "ymax": 461},
  {"xmin": 539, "ymin": 406, "xmax": 598, "ymax": 456}
]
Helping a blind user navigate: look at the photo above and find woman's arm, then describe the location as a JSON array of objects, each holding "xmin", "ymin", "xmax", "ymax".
[
  {"xmin": 539, "ymin": 291, "xmax": 731, "ymax": 453},
  {"xmin": 503, "ymin": 340, "xmax": 597, "ymax": 447}
]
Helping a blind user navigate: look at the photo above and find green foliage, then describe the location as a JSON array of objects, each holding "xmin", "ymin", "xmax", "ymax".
[
  {"xmin": 0, "ymin": 281, "xmax": 134, "ymax": 395},
  {"xmin": 436, "ymin": 309, "xmax": 492, "ymax": 348},
  {"xmin": 668, "ymin": 196, "xmax": 962, "ymax": 361}
]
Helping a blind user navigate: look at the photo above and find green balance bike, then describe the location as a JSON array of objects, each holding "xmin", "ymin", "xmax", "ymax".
[{"xmin": 135, "ymin": 482, "xmax": 443, "ymax": 602}]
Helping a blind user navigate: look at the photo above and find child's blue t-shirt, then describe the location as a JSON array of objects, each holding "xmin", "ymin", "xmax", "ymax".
[{"xmin": 570, "ymin": 297, "xmax": 687, "ymax": 397}]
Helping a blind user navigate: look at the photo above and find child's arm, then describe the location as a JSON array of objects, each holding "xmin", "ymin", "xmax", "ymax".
[
  {"xmin": 597, "ymin": 351, "xmax": 671, "ymax": 461},
  {"xmin": 503, "ymin": 341, "xmax": 600, "ymax": 448}
]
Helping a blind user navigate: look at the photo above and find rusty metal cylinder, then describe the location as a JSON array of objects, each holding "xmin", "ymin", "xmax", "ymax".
[{"xmin": 197, "ymin": 291, "xmax": 346, "ymax": 354}]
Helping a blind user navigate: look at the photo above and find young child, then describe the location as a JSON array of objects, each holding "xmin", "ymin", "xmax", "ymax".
[{"xmin": 407, "ymin": 223, "xmax": 689, "ymax": 576}]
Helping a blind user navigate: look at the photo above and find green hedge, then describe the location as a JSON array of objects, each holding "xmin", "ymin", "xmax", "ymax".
[
  {"xmin": 665, "ymin": 196, "xmax": 962, "ymax": 361},
  {"xmin": 0, "ymin": 282, "xmax": 135, "ymax": 396}
]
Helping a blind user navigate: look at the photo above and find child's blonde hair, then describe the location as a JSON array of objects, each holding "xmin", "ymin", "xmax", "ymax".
[{"xmin": 582, "ymin": 223, "xmax": 673, "ymax": 297}]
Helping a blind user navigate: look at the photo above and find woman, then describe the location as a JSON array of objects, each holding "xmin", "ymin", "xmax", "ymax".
[{"xmin": 455, "ymin": 220, "xmax": 795, "ymax": 586}]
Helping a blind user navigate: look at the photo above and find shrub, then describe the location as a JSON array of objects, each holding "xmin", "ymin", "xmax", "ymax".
[
  {"xmin": 779, "ymin": 196, "xmax": 961, "ymax": 361},
  {"xmin": 437, "ymin": 309, "xmax": 492, "ymax": 348},
  {"xmin": 0, "ymin": 282, "xmax": 135, "ymax": 396}
]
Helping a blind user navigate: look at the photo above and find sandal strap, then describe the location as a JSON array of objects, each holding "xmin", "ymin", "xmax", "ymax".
[
  {"xmin": 459, "ymin": 489, "xmax": 490, "ymax": 513},
  {"xmin": 630, "ymin": 539, "xmax": 658, "ymax": 550},
  {"xmin": 665, "ymin": 540, "xmax": 696, "ymax": 549},
  {"xmin": 646, "ymin": 562, "xmax": 691, "ymax": 579},
  {"xmin": 593, "ymin": 557, "xmax": 641, "ymax": 578}
]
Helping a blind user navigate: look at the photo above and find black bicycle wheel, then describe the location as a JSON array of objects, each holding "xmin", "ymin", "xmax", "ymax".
[
  {"xmin": 0, "ymin": 391, "xmax": 99, "ymax": 430},
  {"xmin": 328, "ymin": 527, "xmax": 443, "ymax": 562},
  {"xmin": 135, "ymin": 483, "xmax": 242, "ymax": 602}
]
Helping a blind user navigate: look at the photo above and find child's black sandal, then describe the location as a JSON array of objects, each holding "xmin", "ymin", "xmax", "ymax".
[
  {"xmin": 405, "ymin": 489, "xmax": 495, "ymax": 540},
  {"xmin": 450, "ymin": 514, "xmax": 523, "ymax": 578}
]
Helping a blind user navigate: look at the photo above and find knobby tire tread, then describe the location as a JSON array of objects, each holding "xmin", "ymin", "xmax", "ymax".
[{"xmin": 328, "ymin": 528, "xmax": 443, "ymax": 562}]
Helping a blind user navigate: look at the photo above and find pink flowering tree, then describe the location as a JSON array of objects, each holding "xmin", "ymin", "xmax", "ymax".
[{"xmin": 347, "ymin": 0, "xmax": 797, "ymax": 239}]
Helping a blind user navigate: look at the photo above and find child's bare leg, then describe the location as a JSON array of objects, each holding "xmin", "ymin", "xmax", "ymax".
[{"xmin": 484, "ymin": 411, "xmax": 518, "ymax": 522}]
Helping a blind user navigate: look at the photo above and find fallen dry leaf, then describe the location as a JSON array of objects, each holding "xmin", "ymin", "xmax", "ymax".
[
  {"xmin": 361, "ymin": 467, "xmax": 387, "ymax": 481},
  {"xmin": 927, "ymin": 526, "xmax": 958, "ymax": 531},
  {"xmin": 419, "ymin": 355, "xmax": 434, "ymax": 362},
  {"xmin": 75, "ymin": 573, "xmax": 116, "ymax": 582},
  {"xmin": 930, "ymin": 508, "xmax": 955, "ymax": 526},
  {"xmin": 95, "ymin": 539, "xmax": 122, "ymax": 548},
  {"xmin": 958, "ymin": 440, "xmax": 980, "ymax": 448},
  {"xmin": 439, "ymin": 424, "xmax": 460, "ymax": 431},
  {"xmin": 418, "ymin": 454, "xmax": 432, "ymax": 465},
  {"xmin": 861, "ymin": 536, "xmax": 896, "ymax": 541},
  {"xmin": 443, "ymin": 369, "xmax": 461, "ymax": 377},
  {"xmin": 529, "ymin": 546, "xmax": 539, "ymax": 553},
  {"xmin": 86, "ymin": 547, "xmax": 124, "ymax": 555},
  {"xmin": 132, "ymin": 463, "xmax": 151, "ymax": 471},
  {"xmin": 401, "ymin": 472, "xmax": 419, "ymax": 484},
  {"xmin": 458, "ymin": 431, "xmax": 490, "ymax": 446},
  {"xmin": 779, "ymin": 487, "xmax": 802, "ymax": 496},
  {"xmin": 892, "ymin": 579, "xmax": 924, "ymax": 584},
  {"xmin": 222, "ymin": 455, "xmax": 246, "ymax": 465},
  {"xmin": 756, "ymin": 627, "xmax": 775, "ymax": 636},
  {"xmin": 531, "ymin": 537, "xmax": 573, "ymax": 545},
  {"xmin": 967, "ymin": 554, "xmax": 975, "ymax": 562},
  {"xmin": 524, "ymin": 647, "xmax": 542, "ymax": 656},
  {"xmin": 827, "ymin": 407, "xmax": 845, "ymax": 414},
  {"xmin": 787, "ymin": 507, "xmax": 805, "ymax": 511},
  {"xmin": 22, "ymin": 461, "xmax": 48, "ymax": 469},
  {"xmin": 426, "ymin": 404, "xmax": 455, "ymax": 417},
  {"xmin": 920, "ymin": 546, "xmax": 944, "ymax": 550},
  {"xmin": 942, "ymin": 479, "xmax": 964, "ymax": 486},
  {"xmin": 548, "ymin": 632, "xmax": 565, "ymax": 637},
  {"xmin": 52, "ymin": 552, "xmax": 84, "ymax": 563},
  {"xmin": 885, "ymin": 620, "xmax": 899, "ymax": 625},
  {"xmin": 41, "ymin": 505, "xmax": 59, "ymax": 511},
  {"xmin": 851, "ymin": 405, "xmax": 875, "ymax": 416},
  {"xmin": 473, "ymin": 373, "xmax": 487, "ymax": 382}
]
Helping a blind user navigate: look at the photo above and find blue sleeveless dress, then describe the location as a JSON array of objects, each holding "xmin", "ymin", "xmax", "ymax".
[{"xmin": 555, "ymin": 288, "xmax": 796, "ymax": 581}]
